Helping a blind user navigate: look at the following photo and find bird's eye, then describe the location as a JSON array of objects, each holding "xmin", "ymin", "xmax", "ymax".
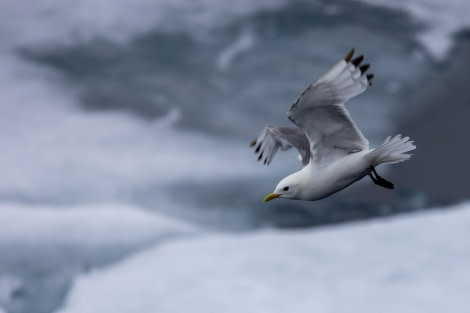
[{"xmin": 283, "ymin": 186, "xmax": 289, "ymax": 191}]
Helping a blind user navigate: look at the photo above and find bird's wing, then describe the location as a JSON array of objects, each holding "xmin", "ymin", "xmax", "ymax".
[
  {"xmin": 250, "ymin": 125, "xmax": 310, "ymax": 166},
  {"xmin": 287, "ymin": 49, "xmax": 373, "ymax": 163}
]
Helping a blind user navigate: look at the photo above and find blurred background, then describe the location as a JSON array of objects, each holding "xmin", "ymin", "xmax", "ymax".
[{"xmin": 0, "ymin": 0, "xmax": 469, "ymax": 313}]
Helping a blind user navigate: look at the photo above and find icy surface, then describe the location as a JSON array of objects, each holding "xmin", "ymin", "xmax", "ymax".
[
  {"xmin": 58, "ymin": 202, "xmax": 470, "ymax": 313},
  {"xmin": 356, "ymin": 0, "xmax": 470, "ymax": 59},
  {"xmin": 0, "ymin": 203, "xmax": 194, "ymax": 246},
  {"xmin": 0, "ymin": 0, "xmax": 287, "ymax": 47},
  {"xmin": 0, "ymin": 202, "xmax": 196, "ymax": 313}
]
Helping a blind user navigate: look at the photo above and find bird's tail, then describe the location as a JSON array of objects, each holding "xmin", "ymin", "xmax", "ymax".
[{"xmin": 367, "ymin": 135, "xmax": 416, "ymax": 166}]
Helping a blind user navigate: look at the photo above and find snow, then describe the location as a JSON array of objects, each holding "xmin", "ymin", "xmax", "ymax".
[
  {"xmin": 0, "ymin": 0, "xmax": 287, "ymax": 48},
  {"xmin": 0, "ymin": 275, "xmax": 22, "ymax": 308},
  {"xmin": 57, "ymin": 202, "xmax": 470, "ymax": 313},
  {"xmin": 0, "ymin": 202, "xmax": 194, "ymax": 246},
  {"xmin": 0, "ymin": 202, "xmax": 197, "ymax": 313},
  {"xmin": 0, "ymin": 55, "xmax": 267, "ymax": 204}
]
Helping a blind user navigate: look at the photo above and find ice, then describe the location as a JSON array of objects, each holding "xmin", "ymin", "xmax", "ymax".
[
  {"xmin": 0, "ymin": 1, "xmax": 288, "ymax": 205},
  {"xmin": 0, "ymin": 52, "xmax": 269, "ymax": 204},
  {"xmin": 355, "ymin": 0, "xmax": 470, "ymax": 59},
  {"xmin": 0, "ymin": 202, "xmax": 194, "ymax": 246},
  {"xmin": 0, "ymin": 202, "xmax": 197, "ymax": 313},
  {"xmin": 58, "ymin": 202, "xmax": 470, "ymax": 313},
  {"xmin": 216, "ymin": 27, "xmax": 256, "ymax": 71},
  {"xmin": 5, "ymin": 0, "xmax": 465, "ymax": 60},
  {"xmin": 0, "ymin": 275, "xmax": 22, "ymax": 307},
  {"xmin": 0, "ymin": 0, "xmax": 287, "ymax": 48}
]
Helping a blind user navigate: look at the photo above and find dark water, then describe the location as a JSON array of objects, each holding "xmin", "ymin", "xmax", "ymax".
[{"xmin": 1, "ymin": 1, "xmax": 469, "ymax": 312}]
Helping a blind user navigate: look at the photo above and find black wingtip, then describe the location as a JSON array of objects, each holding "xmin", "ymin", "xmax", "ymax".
[
  {"xmin": 257, "ymin": 152, "xmax": 263, "ymax": 161},
  {"xmin": 344, "ymin": 48, "xmax": 354, "ymax": 62},
  {"xmin": 366, "ymin": 74, "xmax": 374, "ymax": 85},
  {"xmin": 255, "ymin": 144, "xmax": 261, "ymax": 153},
  {"xmin": 351, "ymin": 55, "xmax": 364, "ymax": 67},
  {"xmin": 359, "ymin": 64, "xmax": 370, "ymax": 74}
]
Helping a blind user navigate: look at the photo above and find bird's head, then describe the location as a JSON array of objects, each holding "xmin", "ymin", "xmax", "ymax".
[{"xmin": 263, "ymin": 172, "xmax": 303, "ymax": 202}]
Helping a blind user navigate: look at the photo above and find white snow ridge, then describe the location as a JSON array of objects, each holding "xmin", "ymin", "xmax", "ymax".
[{"xmin": 57, "ymin": 202, "xmax": 470, "ymax": 313}]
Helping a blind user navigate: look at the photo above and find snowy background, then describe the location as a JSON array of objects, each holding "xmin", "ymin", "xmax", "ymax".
[{"xmin": 0, "ymin": 0, "xmax": 470, "ymax": 313}]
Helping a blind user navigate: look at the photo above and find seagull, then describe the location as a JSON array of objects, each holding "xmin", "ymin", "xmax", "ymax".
[{"xmin": 250, "ymin": 49, "xmax": 416, "ymax": 202}]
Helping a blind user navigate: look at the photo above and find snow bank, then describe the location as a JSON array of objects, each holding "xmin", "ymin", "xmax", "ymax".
[
  {"xmin": 57, "ymin": 202, "xmax": 470, "ymax": 313},
  {"xmin": 0, "ymin": 203, "xmax": 194, "ymax": 246},
  {"xmin": 0, "ymin": 203, "xmax": 196, "ymax": 313}
]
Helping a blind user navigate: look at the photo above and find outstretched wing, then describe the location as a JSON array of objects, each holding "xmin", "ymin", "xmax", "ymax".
[
  {"xmin": 250, "ymin": 125, "xmax": 310, "ymax": 166},
  {"xmin": 287, "ymin": 49, "xmax": 373, "ymax": 163}
]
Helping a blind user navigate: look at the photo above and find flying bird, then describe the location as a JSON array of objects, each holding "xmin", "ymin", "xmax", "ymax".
[{"xmin": 250, "ymin": 49, "xmax": 416, "ymax": 202}]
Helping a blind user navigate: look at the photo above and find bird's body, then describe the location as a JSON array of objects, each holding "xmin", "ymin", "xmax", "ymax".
[
  {"xmin": 251, "ymin": 49, "xmax": 416, "ymax": 202},
  {"xmin": 297, "ymin": 151, "xmax": 369, "ymax": 200}
]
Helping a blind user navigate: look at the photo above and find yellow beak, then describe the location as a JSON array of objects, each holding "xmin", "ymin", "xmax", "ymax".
[{"xmin": 263, "ymin": 193, "xmax": 280, "ymax": 202}]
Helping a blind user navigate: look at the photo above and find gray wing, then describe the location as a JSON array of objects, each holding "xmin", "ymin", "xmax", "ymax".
[
  {"xmin": 250, "ymin": 125, "xmax": 310, "ymax": 166},
  {"xmin": 287, "ymin": 49, "xmax": 373, "ymax": 163}
]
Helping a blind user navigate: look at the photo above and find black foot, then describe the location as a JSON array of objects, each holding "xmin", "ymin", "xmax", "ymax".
[{"xmin": 369, "ymin": 166, "xmax": 394, "ymax": 189}]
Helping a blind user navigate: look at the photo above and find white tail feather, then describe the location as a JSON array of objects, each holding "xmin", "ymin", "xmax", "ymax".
[{"xmin": 368, "ymin": 135, "xmax": 416, "ymax": 166}]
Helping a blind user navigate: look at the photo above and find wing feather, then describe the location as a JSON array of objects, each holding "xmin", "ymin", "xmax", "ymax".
[
  {"xmin": 287, "ymin": 49, "xmax": 373, "ymax": 163},
  {"xmin": 250, "ymin": 125, "xmax": 310, "ymax": 166}
]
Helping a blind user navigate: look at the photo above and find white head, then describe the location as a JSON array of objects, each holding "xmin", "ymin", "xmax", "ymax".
[{"xmin": 263, "ymin": 171, "xmax": 305, "ymax": 202}]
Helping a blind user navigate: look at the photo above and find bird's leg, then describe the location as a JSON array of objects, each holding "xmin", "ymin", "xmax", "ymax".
[
  {"xmin": 368, "ymin": 173, "xmax": 377, "ymax": 183},
  {"xmin": 369, "ymin": 166, "xmax": 394, "ymax": 189}
]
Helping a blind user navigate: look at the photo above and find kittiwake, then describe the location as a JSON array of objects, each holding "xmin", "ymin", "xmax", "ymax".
[{"xmin": 250, "ymin": 49, "xmax": 416, "ymax": 202}]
